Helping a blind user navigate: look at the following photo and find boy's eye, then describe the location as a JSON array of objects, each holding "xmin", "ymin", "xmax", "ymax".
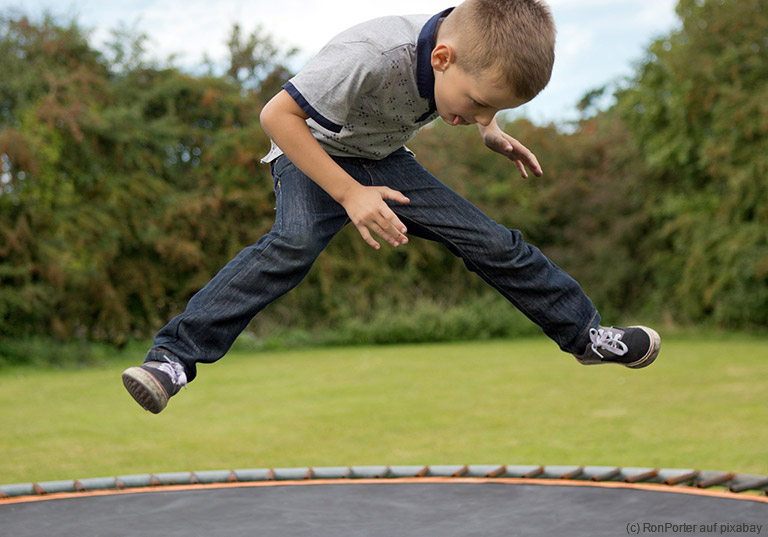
[{"xmin": 471, "ymin": 98, "xmax": 487, "ymax": 108}]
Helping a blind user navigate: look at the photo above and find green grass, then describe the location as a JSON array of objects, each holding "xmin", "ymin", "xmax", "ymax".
[{"xmin": 1, "ymin": 335, "xmax": 767, "ymax": 485}]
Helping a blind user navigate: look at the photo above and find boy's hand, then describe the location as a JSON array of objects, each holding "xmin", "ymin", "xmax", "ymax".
[
  {"xmin": 339, "ymin": 184, "xmax": 410, "ymax": 250},
  {"xmin": 480, "ymin": 122, "xmax": 543, "ymax": 179},
  {"xmin": 260, "ymin": 91, "xmax": 410, "ymax": 251}
]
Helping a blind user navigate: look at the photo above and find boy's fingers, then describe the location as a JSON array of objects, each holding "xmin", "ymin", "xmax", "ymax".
[
  {"xmin": 511, "ymin": 154, "xmax": 541, "ymax": 178},
  {"xmin": 381, "ymin": 205, "xmax": 410, "ymax": 240},
  {"xmin": 379, "ymin": 187, "xmax": 411, "ymax": 206},
  {"xmin": 344, "ymin": 186, "xmax": 410, "ymax": 249},
  {"xmin": 356, "ymin": 224, "xmax": 381, "ymax": 250},
  {"xmin": 526, "ymin": 154, "xmax": 543, "ymax": 177},
  {"xmin": 516, "ymin": 160, "xmax": 529, "ymax": 179},
  {"xmin": 373, "ymin": 215, "xmax": 408, "ymax": 247},
  {"xmin": 357, "ymin": 219, "xmax": 407, "ymax": 250},
  {"xmin": 371, "ymin": 190, "xmax": 409, "ymax": 237},
  {"xmin": 502, "ymin": 138, "xmax": 543, "ymax": 178}
]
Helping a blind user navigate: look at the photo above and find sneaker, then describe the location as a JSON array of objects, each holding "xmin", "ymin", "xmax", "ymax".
[
  {"xmin": 122, "ymin": 357, "xmax": 187, "ymax": 414},
  {"xmin": 574, "ymin": 326, "xmax": 661, "ymax": 369}
]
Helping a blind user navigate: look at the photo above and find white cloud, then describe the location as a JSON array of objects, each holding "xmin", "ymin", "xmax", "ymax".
[
  {"xmin": 636, "ymin": 0, "xmax": 679, "ymax": 29},
  {"xmin": 556, "ymin": 23, "xmax": 595, "ymax": 61}
]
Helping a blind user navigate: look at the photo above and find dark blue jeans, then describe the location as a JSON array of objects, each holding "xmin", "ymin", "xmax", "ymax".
[{"xmin": 147, "ymin": 148, "xmax": 599, "ymax": 380}]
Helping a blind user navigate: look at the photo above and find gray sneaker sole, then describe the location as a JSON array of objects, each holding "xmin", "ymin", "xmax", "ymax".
[{"xmin": 122, "ymin": 366, "xmax": 169, "ymax": 414}]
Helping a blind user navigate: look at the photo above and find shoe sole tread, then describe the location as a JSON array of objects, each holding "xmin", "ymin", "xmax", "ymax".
[{"xmin": 122, "ymin": 367, "xmax": 168, "ymax": 414}]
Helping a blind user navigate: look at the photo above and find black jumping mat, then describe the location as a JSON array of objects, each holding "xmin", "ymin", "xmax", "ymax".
[{"xmin": 2, "ymin": 481, "xmax": 766, "ymax": 536}]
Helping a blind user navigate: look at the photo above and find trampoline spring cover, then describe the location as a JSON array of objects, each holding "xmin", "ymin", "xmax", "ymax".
[{"xmin": 2, "ymin": 465, "xmax": 767, "ymax": 537}]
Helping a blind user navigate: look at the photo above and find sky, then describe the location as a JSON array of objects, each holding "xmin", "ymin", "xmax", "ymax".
[{"xmin": 2, "ymin": 0, "xmax": 680, "ymax": 124}]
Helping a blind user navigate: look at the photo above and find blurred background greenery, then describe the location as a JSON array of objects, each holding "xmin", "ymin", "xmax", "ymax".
[{"xmin": 1, "ymin": 0, "xmax": 767, "ymax": 366}]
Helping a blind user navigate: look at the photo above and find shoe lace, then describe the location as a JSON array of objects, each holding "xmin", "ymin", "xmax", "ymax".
[
  {"xmin": 159, "ymin": 356, "xmax": 188, "ymax": 388},
  {"xmin": 589, "ymin": 328, "xmax": 628, "ymax": 359}
]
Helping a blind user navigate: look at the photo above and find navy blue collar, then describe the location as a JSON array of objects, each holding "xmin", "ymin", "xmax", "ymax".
[{"xmin": 416, "ymin": 7, "xmax": 454, "ymax": 108}]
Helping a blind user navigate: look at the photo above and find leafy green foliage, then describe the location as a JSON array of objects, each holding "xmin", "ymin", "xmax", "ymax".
[
  {"xmin": 0, "ymin": 15, "xmax": 278, "ymax": 345},
  {"xmin": 616, "ymin": 0, "xmax": 768, "ymax": 327},
  {"xmin": 1, "ymin": 1, "xmax": 766, "ymax": 361}
]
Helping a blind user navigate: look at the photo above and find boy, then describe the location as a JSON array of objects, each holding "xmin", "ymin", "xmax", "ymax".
[{"xmin": 123, "ymin": 0, "xmax": 660, "ymax": 414}]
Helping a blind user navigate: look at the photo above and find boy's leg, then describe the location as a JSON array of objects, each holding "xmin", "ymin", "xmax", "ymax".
[
  {"xmin": 144, "ymin": 156, "xmax": 349, "ymax": 382},
  {"xmin": 372, "ymin": 149, "xmax": 599, "ymax": 354}
]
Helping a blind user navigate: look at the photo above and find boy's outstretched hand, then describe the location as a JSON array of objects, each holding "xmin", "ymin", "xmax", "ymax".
[
  {"xmin": 339, "ymin": 184, "xmax": 410, "ymax": 250},
  {"xmin": 479, "ymin": 121, "xmax": 543, "ymax": 179}
]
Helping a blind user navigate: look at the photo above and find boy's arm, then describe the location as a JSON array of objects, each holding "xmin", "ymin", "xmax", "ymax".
[
  {"xmin": 260, "ymin": 90, "xmax": 409, "ymax": 250},
  {"xmin": 478, "ymin": 118, "xmax": 543, "ymax": 179}
]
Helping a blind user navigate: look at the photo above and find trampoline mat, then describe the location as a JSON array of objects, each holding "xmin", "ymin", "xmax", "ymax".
[{"xmin": 2, "ymin": 480, "xmax": 766, "ymax": 537}]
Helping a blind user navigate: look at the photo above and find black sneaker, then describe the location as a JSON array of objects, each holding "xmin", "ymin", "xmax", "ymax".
[
  {"xmin": 122, "ymin": 358, "xmax": 187, "ymax": 414},
  {"xmin": 574, "ymin": 326, "xmax": 661, "ymax": 369}
]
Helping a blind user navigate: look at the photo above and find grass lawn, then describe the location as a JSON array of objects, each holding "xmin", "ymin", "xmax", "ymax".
[{"xmin": 1, "ymin": 335, "xmax": 767, "ymax": 485}]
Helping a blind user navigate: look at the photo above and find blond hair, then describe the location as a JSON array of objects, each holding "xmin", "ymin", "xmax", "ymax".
[{"xmin": 441, "ymin": 0, "xmax": 556, "ymax": 100}]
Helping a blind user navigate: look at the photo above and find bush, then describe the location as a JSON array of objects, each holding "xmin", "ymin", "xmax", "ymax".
[{"xmin": 232, "ymin": 294, "xmax": 542, "ymax": 352}]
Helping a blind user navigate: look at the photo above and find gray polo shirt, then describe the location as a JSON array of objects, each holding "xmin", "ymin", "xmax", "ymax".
[{"xmin": 261, "ymin": 8, "xmax": 453, "ymax": 163}]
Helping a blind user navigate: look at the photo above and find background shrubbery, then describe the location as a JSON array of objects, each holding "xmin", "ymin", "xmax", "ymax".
[{"xmin": 1, "ymin": 0, "xmax": 766, "ymax": 364}]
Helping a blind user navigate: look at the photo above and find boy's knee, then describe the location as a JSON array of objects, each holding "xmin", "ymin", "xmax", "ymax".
[
  {"xmin": 274, "ymin": 226, "xmax": 326, "ymax": 259},
  {"xmin": 483, "ymin": 225, "xmax": 525, "ymax": 258}
]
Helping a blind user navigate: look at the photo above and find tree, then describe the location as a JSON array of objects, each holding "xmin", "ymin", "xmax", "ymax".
[
  {"xmin": 616, "ymin": 0, "xmax": 768, "ymax": 327},
  {"xmin": 0, "ymin": 14, "xmax": 284, "ymax": 345},
  {"xmin": 224, "ymin": 23, "xmax": 297, "ymax": 101}
]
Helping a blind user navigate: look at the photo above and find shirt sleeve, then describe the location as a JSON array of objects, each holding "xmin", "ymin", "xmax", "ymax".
[{"xmin": 283, "ymin": 40, "xmax": 384, "ymax": 134}]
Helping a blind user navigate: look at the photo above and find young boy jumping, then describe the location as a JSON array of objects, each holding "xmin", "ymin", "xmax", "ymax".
[{"xmin": 123, "ymin": 0, "xmax": 660, "ymax": 414}]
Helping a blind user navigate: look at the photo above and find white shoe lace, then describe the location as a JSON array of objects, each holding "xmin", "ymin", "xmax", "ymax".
[
  {"xmin": 159, "ymin": 356, "xmax": 188, "ymax": 388},
  {"xmin": 589, "ymin": 328, "xmax": 628, "ymax": 359}
]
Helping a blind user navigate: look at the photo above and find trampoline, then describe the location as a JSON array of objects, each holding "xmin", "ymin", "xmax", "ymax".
[{"xmin": 2, "ymin": 465, "xmax": 767, "ymax": 537}]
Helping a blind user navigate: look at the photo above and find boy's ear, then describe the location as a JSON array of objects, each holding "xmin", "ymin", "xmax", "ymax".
[{"xmin": 431, "ymin": 44, "xmax": 456, "ymax": 72}]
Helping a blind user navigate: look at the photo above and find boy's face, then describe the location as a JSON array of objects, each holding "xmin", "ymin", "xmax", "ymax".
[{"xmin": 431, "ymin": 45, "xmax": 527, "ymax": 127}]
